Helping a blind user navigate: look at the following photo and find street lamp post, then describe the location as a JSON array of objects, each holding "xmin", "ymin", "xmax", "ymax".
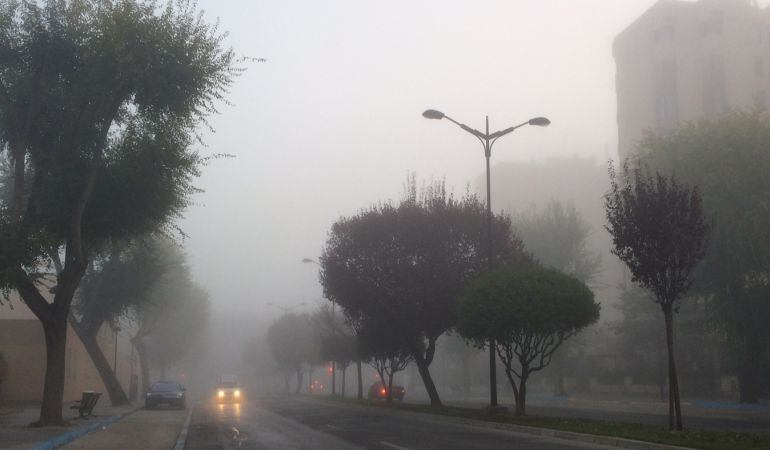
[
  {"xmin": 301, "ymin": 258, "xmax": 337, "ymax": 396},
  {"xmin": 422, "ymin": 109, "xmax": 550, "ymax": 409}
]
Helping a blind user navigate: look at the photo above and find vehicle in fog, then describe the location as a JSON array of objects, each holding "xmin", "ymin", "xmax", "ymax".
[
  {"xmin": 368, "ymin": 381, "xmax": 405, "ymax": 402},
  {"xmin": 309, "ymin": 379, "xmax": 325, "ymax": 394},
  {"xmin": 215, "ymin": 374, "xmax": 242, "ymax": 403},
  {"xmin": 145, "ymin": 381, "xmax": 187, "ymax": 409}
]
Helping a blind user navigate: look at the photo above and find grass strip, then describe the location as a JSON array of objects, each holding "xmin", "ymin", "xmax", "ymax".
[{"xmin": 317, "ymin": 396, "xmax": 770, "ymax": 450}]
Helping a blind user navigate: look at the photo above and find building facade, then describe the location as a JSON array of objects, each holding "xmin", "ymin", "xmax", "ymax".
[
  {"xmin": 614, "ymin": 0, "xmax": 770, "ymax": 160},
  {"xmin": 0, "ymin": 292, "xmax": 135, "ymax": 405}
]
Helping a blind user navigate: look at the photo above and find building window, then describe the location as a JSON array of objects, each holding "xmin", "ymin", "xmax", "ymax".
[
  {"xmin": 655, "ymin": 59, "xmax": 679, "ymax": 128},
  {"xmin": 703, "ymin": 54, "xmax": 727, "ymax": 118}
]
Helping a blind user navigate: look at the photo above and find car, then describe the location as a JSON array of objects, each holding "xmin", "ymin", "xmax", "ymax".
[
  {"xmin": 215, "ymin": 375, "xmax": 242, "ymax": 403},
  {"xmin": 368, "ymin": 381, "xmax": 405, "ymax": 401},
  {"xmin": 145, "ymin": 381, "xmax": 186, "ymax": 409}
]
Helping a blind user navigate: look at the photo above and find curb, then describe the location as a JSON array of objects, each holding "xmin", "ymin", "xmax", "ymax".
[
  {"xmin": 172, "ymin": 405, "xmax": 194, "ymax": 450},
  {"xmin": 28, "ymin": 406, "xmax": 141, "ymax": 450},
  {"xmin": 306, "ymin": 398, "xmax": 692, "ymax": 450}
]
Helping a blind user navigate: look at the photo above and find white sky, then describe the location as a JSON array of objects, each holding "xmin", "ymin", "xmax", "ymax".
[{"xmin": 179, "ymin": 0, "xmax": 686, "ymax": 317}]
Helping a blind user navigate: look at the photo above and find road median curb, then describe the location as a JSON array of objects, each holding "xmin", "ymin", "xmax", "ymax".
[
  {"xmin": 306, "ymin": 397, "xmax": 693, "ymax": 450},
  {"xmin": 28, "ymin": 406, "xmax": 142, "ymax": 450}
]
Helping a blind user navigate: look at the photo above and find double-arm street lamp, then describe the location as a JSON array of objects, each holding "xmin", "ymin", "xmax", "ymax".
[
  {"xmin": 301, "ymin": 257, "xmax": 338, "ymax": 396},
  {"xmin": 422, "ymin": 109, "xmax": 550, "ymax": 409}
]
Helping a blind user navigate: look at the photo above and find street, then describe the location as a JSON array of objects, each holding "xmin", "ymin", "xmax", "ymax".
[{"xmin": 183, "ymin": 396, "xmax": 617, "ymax": 450}]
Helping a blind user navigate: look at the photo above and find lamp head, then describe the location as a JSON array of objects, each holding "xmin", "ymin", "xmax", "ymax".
[
  {"xmin": 422, "ymin": 109, "xmax": 445, "ymax": 120},
  {"xmin": 528, "ymin": 117, "xmax": 551, "ymax": 127}
]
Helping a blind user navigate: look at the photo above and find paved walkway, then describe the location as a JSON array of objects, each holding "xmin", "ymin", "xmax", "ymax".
[
  {"xmin": 60, "ymin": 407, "xmax": 188, "ymax": 450},
  {"xmin": 0, "ymin": 402, "xmax": 138, "ymax": 450}
]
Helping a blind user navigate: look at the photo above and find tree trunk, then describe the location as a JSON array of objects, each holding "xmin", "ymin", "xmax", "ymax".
[
  {"xmin": 341, "ymin": 365, "xmax": 347, "ymax": 398},
  {"xmin": 295, "ymin": 367, "xmax": 303, "ymax": 394},
  {"xmin": 35, "ymin": 317, "xmax": 68, "ymax": 426},
  {"xmin": 356, "ymin": 361, "xmax": 363, "ymax": 400},
  {"xmin": 516, "ymin": 373, "xmax": 528, "ymax": 416},
  {"xmin": 308, "ymin": 365, "xmax": 314, "ymax": 394},
  {"xmin": 73, "ymin": 324, "xmax": 129, "ymax": 406},
  {"xmin": 386, "ymin": 371, "xmax": 394, "ymax": 404},
  {"xmin": 739, "ymin": 336, "xmax": 761, "ymax": 404},
  {"xmin": 133, "ymin": 338, "xmax": 151, "ymax": 395},
  {"xmin": 663, "ymin": 308, "xmax": 683, "ymax": 430},
  {"xmin": 503, "ymin": 366, "xmax": 522, "ymax": 415},
  {"xmin": 413, "ymin": 353, "xmax": 443, "ymax": 407}
]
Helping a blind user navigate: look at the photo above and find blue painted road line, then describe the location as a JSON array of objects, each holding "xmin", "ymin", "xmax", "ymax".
[{"xmin": 28, "ymin": 407, "xmax": 140, "ymax": 450}]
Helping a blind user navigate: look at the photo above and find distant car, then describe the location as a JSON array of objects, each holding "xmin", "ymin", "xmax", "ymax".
[
  {"xmin": 309, "ymin": 380, "xmax": 325, "ymax": 394},
  {"xmin": 368, "ymin": 381, "xmax": 405, "ymax": 401},
  {"xmin": 145, "ymin": 381, "xmax": 186, "ymax": 409},
  {"xmin": 215, "ymin": 378, "xmax": 242, "ymax": 404}
]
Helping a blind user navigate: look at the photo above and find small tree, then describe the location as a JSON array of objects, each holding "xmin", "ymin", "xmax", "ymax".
[
  {"xmin": 458, "ymin": 266, "xmax": 599, "ymax": 415},
  {"xmin": 604, "ymin": 162, "xmax": 709, "ymax": 430}
]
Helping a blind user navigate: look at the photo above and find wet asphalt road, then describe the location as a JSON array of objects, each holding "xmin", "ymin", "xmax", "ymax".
[{"xmin": 183, "ymin": 396, "xmax": 617, "ymax": 450}]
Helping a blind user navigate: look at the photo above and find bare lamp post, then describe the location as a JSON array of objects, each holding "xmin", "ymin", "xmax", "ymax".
[
  {"xmin": 302, "ymin": 257, "xmax": 337, "ymax": 396},
  {"xmin": 422, "ymin": 109, "xmax": 550, "ymax": 408}
]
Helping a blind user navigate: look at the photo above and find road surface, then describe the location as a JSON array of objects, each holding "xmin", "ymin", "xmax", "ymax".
[{"xmin": 184, "ymin": 396, "xmax": 617, "ymax": 449}]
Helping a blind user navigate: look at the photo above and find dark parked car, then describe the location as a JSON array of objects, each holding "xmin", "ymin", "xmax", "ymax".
[
  {"xmin": 145, "ymin": 381, "xmax": 186, "ymax": 409},
  {"xmin": 368, "ymin": 381, "xmax": 405, "ymax": 401}
]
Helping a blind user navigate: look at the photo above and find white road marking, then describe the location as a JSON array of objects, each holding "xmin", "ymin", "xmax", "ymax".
[
  {"xmin": 379, "ymin": 441, "xmax": 409, "ymax": 450},
  {"xmin": 325, "ymin": 424, "xmax": 344, "ymax": 431}
]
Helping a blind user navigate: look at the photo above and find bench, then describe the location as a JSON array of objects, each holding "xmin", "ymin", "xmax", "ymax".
[{"xmin": 70, "ymin": 391, "xmax": 101, "ymax": 419}]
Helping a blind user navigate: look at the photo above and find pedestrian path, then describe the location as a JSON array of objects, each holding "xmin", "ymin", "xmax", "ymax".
[{"xmin": 0, "ymin": 403, "xmax": 138, "ymax": 450}]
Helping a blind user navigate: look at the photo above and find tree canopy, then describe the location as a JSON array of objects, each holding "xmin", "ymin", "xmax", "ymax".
[
  {"xmin": 0, "ymin": 0, "xmax": 238, "ymax": 425},
  {"xmin": 458, "ymin": 265, "xmax": 599, "ymax": 415},
  {"xmin": 321, "ymin": 178, "xmax": 531, "ymax": 407},
  {"xmin": 604, "ymin": 161, "xmax": 709, "ymax": 430},
  {"xmin": 636, "ymin": 111, "xmax": 770, "ymax": 403}
]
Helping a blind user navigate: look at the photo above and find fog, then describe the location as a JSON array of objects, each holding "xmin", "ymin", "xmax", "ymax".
[
  {"xmin": 170, "ymin": 0, "xmax": 769, "ymax": 401},
  {"xmin": 178, "ymin": 0, "xmax": 665, "ymax": 319}
]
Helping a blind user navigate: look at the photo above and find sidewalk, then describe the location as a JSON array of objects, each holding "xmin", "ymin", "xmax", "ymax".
[
  {"xmin": 0, "ymin": 402, "xmax": 138, "ymax": 450},
  {"xmin": 60, "ymin": 407, "xmax": 189, "ymax": 450}
]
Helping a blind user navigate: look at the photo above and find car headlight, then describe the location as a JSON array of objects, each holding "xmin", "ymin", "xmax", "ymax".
[
  {"xmin": 217, "ymin": 390, "xmax": 225, "ymax": 397},
  {"xmin": 234, "ymin": 390, "xmax": 241, "ymax": 397}
]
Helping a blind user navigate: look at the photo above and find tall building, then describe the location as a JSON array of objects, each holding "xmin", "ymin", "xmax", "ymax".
[{"xmin": 614, "ymin": 0, "xmax": 770, "ymax": 160}]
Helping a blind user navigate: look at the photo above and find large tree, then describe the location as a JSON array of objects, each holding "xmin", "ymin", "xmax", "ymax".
[
  {"xmin": 637, "ymin": 111, "xmax": 770, "ymax": 403},
  {"xmin": 0, "ymin": 0, "xmax": 236, "ymax": 425},
  {"xmin": 458, "ymin": 266, "xmax": 599, "ymax": 415},
  {"xmin": 321, "ymin": 178, "xmax": 531, "ymax": 407},
  {"xmin": 604, "ymin": 162, "xmax": 709, "ymax": 430}
]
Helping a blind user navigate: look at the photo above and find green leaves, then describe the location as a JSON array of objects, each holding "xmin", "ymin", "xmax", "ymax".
[{"xmin": 457, "ymin": 266, "xmax": 599, "ymax": 347}]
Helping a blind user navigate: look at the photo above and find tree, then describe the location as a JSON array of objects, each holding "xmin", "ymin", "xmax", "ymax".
[
  {"xmin": 637, "ymin": 111, "xmax": 770, "ymax": 403},
  {"xmin": 604, "ymin": 162, "xmax": 709, "ymax": 430},
  {"xmin": 71, "ymin": 238, "xmax": 165, "ymax": 405},
  {"xmin": 265, "ymin": 313, "xmax": 317, "ymax": 394},
  {"xmin": 514, "ymin": 199, "xmax": 602, "ymax": 395},
  {"xmin": 356, "ymin": 317, "xmax": 412, "ymax": 403},
  {"xmin": 458, "ymin": 266, "xmax": 599, "ymax": 415},
  {"xmin": 321, "ymin": 177, "xmax": 531, "ymax": 407},
  {"xmin": 144, "ymin": 283, "xmax": 210, "ymax": 381},
  {"xmin": 0, "ymin": 0, "xmax": 237, "ymax": 425},
  {"xmin": 515, "ymin": 199, "xmax": 601, "ymax": 284}
]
